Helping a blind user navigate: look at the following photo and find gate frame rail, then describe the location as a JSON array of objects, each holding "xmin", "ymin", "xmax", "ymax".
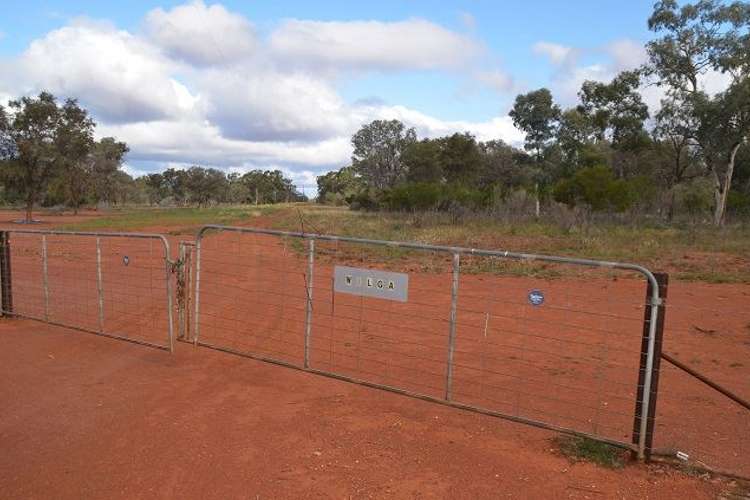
[
  {"xmin": 0, "ymin": 229, "xmax": 175, "ymax": 352},
  {"xmin": 192, "ymin": 224, "xmax": 662, "ymax": 459}
]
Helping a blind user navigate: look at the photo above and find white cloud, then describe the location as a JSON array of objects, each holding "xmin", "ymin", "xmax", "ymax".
[
  {"xmin": 200, "ymin": 68, "xmax": 351, "ymax": 141},
  {"xmin": 538, "ymin": 39, "xmax": 653, "ymax": 107},
  {"xmin": 605, "ymin": 39, "xmax": 648, "ymax": 72},
  {"xmin": 270, "ymin": 18, "xmax": 481, "ymax": 71},
  {"xmin": 13, "ymin": 19, "xmax": 196, "ymax": 123},
  {"xmin": 475, "ymin": 70, "xmax": 515, "ymax": 93},
  {"xmin": 144, "ymin": 0, "xmax": 256, "ymax": 66},
  {"xmin": 361, "ymin": 104, "xmax": 524, "ymax": 144},
  {"xmin": 533, "ymin": 41, "xmax": 577, "ymax": 66}
]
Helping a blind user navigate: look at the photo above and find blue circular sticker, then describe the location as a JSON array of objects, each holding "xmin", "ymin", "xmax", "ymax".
[{"xmin": 528, "ymin": 289, "xmax": 544, "ymax": 306}]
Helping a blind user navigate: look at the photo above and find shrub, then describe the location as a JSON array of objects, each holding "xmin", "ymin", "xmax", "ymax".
[{"xmin": 553, "ymin": 165, "xmax": 634, "ymax": 212}]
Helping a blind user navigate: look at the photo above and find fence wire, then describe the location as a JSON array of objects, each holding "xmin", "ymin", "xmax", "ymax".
[
  {"xmin": 654, "ymin": 281, "xmax": 750, "ymax": 477},
  {"xmin": 192, "ymin": 226, "xmax": 660, "ymax": 454},
  {"xmin": 0, "ymin": 230, "xmax": 174, "ymax": 351}
]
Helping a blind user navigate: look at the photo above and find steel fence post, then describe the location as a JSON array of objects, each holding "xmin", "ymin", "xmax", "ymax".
[
  {"xmin": 632, "ymin": 272, "xmax": 667, "ymax": 460},
  {"xmin": 445, "ymin": 252, "xmax": 460, "ymax": 401},
  {"xmin": 177, "ymin": 243, "xmax": 186, "ymax": 341},
  {"xmin": 193, "ymin": 234, "xmax": 202, "ymax": 346},
  {"xmin": 164, "ymin": 241, "xmax": 175, "ymax": 354},
  {"xmin": 0, "ymin": 232, "xmax": 12, "ymax": 316},
  {"xmin": 304, "ymin": 238, "xmax": 315, "ymax": 368},
  {"xmin": 96, "ymin": 237, "xmax": 105, "ymax": 332},
  {"xmin": 41, "ymin": 235, "xmax": 49, "ymax": 321}
]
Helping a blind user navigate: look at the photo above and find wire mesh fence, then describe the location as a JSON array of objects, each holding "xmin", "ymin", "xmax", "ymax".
[
  {"xmin": 653, "ymin": 280, "xmax": 750, "ymax": 477},
  {"xmin": 191, "ymin": 225, "xmax": 662, "ymax": 457},
  {"xmin": 0, "ymin": 230, "xmax": 174, "ymax": 351},
  {"xmin": 4, "ymin": 225, "xmax": 746, "ymax": 477}
]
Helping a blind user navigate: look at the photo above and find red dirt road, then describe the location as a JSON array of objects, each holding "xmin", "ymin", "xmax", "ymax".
[{"xmin": 0, "ymin": 319, "xmax": 727, "ymax": 499}]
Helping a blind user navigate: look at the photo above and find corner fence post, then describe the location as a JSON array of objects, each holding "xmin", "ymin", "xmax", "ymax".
[
  {"xmin": 0, "ymin": 232, "xmax": 12, "ymax": 315},
  {"xmin": 303, "ymin": 238, "xmax": 315, "ymax": 369},
  {"xmin": 632, "ymin": 272, "xmax": 668, "ymax": 460},
  {"xmin": 445, "ymin": 252, "xmax": 460, "ymax": 401}
]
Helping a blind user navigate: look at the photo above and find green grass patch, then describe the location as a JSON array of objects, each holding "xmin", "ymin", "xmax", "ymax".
[
  {"xmin": 44, "ymin": 203, "xmax": 750, "ymax": 283},
  {"xmin": 57, "ymin": 205, "xmax": 286, "ymax": 234},
  {"xmin": 272, "ymin": 206, "xmax": 750, "ymax": 283},
  {"xmin": 553, "ymin": 435, "xmax": 628, "ymax": 469}
]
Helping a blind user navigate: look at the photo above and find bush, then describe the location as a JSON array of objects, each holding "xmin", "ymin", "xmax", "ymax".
[
  {"xmin": 675, "ymin": 178, "xmax": 714, "ymax": 218},
  {"xmin": 553, "ymin": 165, "xmax": 634, "ymax": 212},
  {"xmin": 728, "ymin": 189, "xmax": 750, "ymax": 216},
  {"xmin": 381, "ymin": 182, "xmax": 490, "ymax": 212}
]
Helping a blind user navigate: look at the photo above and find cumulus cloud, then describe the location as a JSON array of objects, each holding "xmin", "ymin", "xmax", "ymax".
[
  {"xmin": 269, "ymin": 18, "xmax": 481, "ymax": 71},
  {"xmin": 144, "ymin": 0, "xmax": 256, "ymax": 65},
  {"xmin": 359, "ymin": 104, "xmax": 524, "ymax": 144},
  {"xmin": 12, "ymin": 19, "xmax": 196, "ymax": 123},
  {"xmin": 200, "ymin": 69, "xmax": 351, "ymax": 142},
  {"xmin": 0, "ymin": 3, "xmax": 523, "ymax": 183}
]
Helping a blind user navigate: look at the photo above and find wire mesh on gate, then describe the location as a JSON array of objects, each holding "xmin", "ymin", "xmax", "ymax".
[
  {"xmin": 193, "ymin": 225, "xmax": 662, "ymax": 457},
  {"xmin": 0, "ymin": 230, "xmax": 174, "ymax": 351}
]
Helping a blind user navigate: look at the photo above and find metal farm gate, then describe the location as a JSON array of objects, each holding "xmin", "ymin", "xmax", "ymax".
[
  {"xmin": 0, "ymin": 230, "xmax": 175, "ymax": 351},
  {"xmin": 3, "ymin": 224, "xmax": 747, "ymax": 477},
  {"xmin": 186, "ymin": 225, "xmax": 664, "ymax": 460}
]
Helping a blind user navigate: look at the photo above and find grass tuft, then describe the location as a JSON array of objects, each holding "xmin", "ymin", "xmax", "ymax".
[{"xmin": 553, "ymin": 435, "xmax": 628, "ymax": 469}]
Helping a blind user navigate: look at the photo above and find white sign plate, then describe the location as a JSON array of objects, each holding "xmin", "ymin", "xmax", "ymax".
[{"xmin": 334, "ymin": 266, "xmax": 409, "ymax": 302}]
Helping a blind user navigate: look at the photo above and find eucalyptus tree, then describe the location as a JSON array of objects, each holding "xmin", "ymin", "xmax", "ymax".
[
  {"xmin": 646, "ymin": 0, "xmax": 750, "ymax": 224},
  {"xmin": 0, "ymin": 92, "xmax": 64, "ymax": 222},
  {"xmin": 351, "ymin": 119, "xmax": 417, "ymax": 190},
  {"xmin": 510, "ymin": 88, "xmax": 561, "ymax": 216}
]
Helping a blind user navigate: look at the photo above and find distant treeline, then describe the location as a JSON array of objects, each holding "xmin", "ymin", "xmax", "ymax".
[
  {"xmin": 0, "ymin": 92, "xmax": 305, "ymax": 221},
  {"xmin": 141, "ymin": 167, "xmax": 306, "ymax": 206},
  {"xmin": 318, "ymin": 1, "xmax": 750, "ymax": 226}
]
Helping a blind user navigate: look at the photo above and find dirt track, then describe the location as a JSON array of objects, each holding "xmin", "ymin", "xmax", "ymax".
[{"xmin": 0, "ymin": 320, "xmax": 725, "ymax": 499}]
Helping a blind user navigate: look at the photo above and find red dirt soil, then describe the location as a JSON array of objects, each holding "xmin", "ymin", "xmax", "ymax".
[{"xmin": 0, "ymin": 320, "xmax": 727, "ymax": 499}]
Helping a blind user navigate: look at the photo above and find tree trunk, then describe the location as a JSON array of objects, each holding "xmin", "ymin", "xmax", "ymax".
[
  {"xmin": 712, "ymin": 142, "xmax": 742, "ymax": 226},
  {"xmin": 25, "ymin": 197, "xmax": 34, "ymax": 223},
  {"xmin": 667, "ymin": 189, "xmax": 676, "ymax": 223},
  {"xmin": 534, "ymin": 183, "xmax": 540, "ymax": 218}
]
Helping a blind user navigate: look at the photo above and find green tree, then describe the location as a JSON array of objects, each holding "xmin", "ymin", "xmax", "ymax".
[
  {"xmin": 439, "ymin": 132, "xmax": 483, "ymax": 185},
  {"xmin": 0, "ymin": 92, "xmax": 63, "ymax": 222},
  {"xmin": 646, "ymin": 0, "xmax": 750, "ymax": 225},
  {"xmin": 578, "ymin": 71, "xmax": 650, "ymax": 152},
  {"xmin": 144, "ymin": 173, "xmax": 166, "ymax": 205},
  {"xmin": 510, "ymin": 88, "xmax": 561, "ymax": 216},
  {"xmin": 403, "ymin": 139, "xmax": 443, "ymax": 183},
  {"xmin": 351, "ymin": 119, "xmax": 417, "ymax": 190},
  {"xmin": 185, "ymin": 166, "xmax": 228, "ymax": 206},
  {"xmin": 55, "ymin": 99, "xmax": 95, "ymax": 213},
  {"xmin": 316, "ymin": 166, "xmax": 363, "ymax": 204},
  {"xmin": 89, "ymin": 138, "xmax": 129, "ymax": 206},
  {"xmin": 510, "ymin": 88, "xmax": 561, "ymax": 161},
  {"xmin": 162, "ymin": 168, "xmax": 188, "ymax": 204}
]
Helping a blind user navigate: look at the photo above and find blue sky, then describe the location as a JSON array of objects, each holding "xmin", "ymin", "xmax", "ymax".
[{"xmin": 0, "ymin": 0, "xmax": 661, "ymax": 189}]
